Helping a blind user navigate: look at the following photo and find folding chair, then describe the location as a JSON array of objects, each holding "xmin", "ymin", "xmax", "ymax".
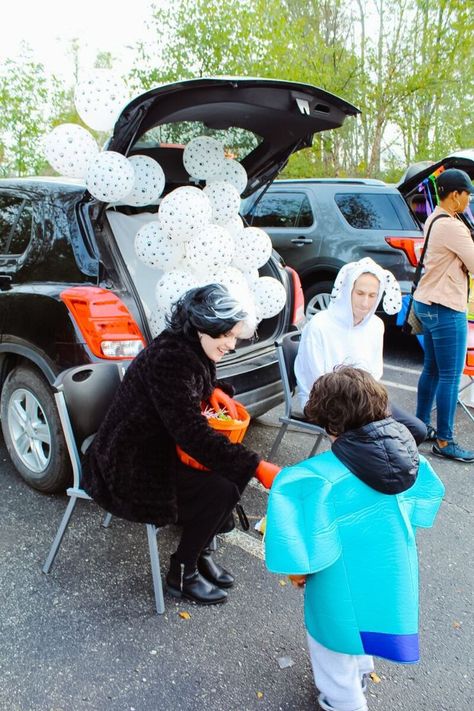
[
  {"xmin": 458, "ymin": 332, "xmax": 474, "ymax": 425},
  {"xmin": 269, "ymin": 332, "xmax": 328, "ymax": 459},
  {"xmin": 42, "ymin": 363, "xmax": 165, "ymax": 615}
]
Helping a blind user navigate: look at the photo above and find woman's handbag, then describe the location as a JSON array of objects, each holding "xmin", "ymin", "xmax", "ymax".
[
  {"xmin": 402, "ymin": 214, "xmax": 450, "ymax": 336},
  {"xmin": 403, "ymin": 296, "xmax": 423, "ymax": 336}
]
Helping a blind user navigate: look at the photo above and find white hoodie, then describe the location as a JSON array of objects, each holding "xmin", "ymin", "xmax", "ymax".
[{"xmin": 294, "ymin": 258, "xmax": 401, "ymax": 409}]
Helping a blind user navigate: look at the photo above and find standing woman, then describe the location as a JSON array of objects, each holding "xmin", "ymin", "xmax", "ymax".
[
  {"xmin": 413, "ymin": 169, "xmax": 474, "ymax": 462},
  {"xmin": 82, "ymin": 284, "xmax": 278, "ymax": 604}
]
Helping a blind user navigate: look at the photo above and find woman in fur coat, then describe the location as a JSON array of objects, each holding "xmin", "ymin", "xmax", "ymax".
[{"xmin": 82, "ymin": 284, "xmax": 278, "ymax": 605}]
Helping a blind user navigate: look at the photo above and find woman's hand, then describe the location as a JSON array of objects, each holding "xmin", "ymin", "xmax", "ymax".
[
  {"xmin": 255, "ymin": 460, "xmax": 281, "ymax": 489},
  {"xmin": 209, "ymin": 388, "xmax": 239, "ymax": 419},
  {"xmin": 288, "ymin": 574, "xmax": 306, "ymax": 588}
]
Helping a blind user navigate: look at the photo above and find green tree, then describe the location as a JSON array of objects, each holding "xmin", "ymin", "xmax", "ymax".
[
  {"xmin": 0, "ymin": 48, "xmax": 71, "ymax": 176},
  {"xmin": 131, "ymin": 0, "xmax": 363, "ymax": 176}
]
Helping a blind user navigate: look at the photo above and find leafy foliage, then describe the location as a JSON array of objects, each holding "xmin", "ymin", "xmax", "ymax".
[{"xmin": 0, "ymin": 0, "xmax": 473, "ymax": 180}]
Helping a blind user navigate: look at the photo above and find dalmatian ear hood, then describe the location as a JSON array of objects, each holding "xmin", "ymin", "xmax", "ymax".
[{"xmin": 328, "ymin": 257, "xmax": 402, "ymax": 328}]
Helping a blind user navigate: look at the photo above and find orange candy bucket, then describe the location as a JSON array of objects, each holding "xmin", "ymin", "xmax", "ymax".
[{"xmin": 176, "ymin": 400, "xmax": 250, "ymax": 471}]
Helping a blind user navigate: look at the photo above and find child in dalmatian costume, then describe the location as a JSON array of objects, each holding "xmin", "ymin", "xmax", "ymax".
[{"xmin": 295, "ymin": 258, "xmax": 427, "ymax": 444}]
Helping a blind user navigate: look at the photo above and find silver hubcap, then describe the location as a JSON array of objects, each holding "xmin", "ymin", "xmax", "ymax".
[
  {"xmin": 7, "ymin": 388, "xmax": 51, "ymax": 473},
  {"xmin": 306, "ymin": 292, "xmax": 332, "ymax": 317}
]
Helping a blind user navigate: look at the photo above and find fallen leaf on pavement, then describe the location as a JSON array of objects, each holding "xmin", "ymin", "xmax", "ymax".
[
  {"xmin": 178, "ymin": 611, "xmax": 191, "ymax": 620},
  {"xmin": 277, "ymin": 656, "xmax": 294, "ymax": 669}
]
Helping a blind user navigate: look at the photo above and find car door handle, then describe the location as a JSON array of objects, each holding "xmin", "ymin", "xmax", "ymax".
[{"xmin": 291, "ymin": 238, "xmax": 313, "ymax": 245}]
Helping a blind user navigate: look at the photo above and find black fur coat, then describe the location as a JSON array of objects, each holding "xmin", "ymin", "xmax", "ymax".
[{"xmin": 82, "ymin": 330, "xmax": 260, "ymax": 526}]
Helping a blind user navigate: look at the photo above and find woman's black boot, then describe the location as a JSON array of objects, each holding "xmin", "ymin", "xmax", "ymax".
[
  {"xmin": 198, "ymin": 548, "xmax": 235, "ymax": 588},
  {"xmin": 166, "ymin": 554, "xmax": 227, "ymax": 605}
]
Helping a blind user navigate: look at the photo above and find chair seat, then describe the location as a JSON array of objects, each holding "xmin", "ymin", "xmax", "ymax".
[{"xmin": 42, "ymin": 363, "xmax": 166, "ymax": 615}]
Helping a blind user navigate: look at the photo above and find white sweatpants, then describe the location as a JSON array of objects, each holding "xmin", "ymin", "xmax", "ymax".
[{"xmin": 307, "ymin": 633, "xmax": 374, "ymax": 711}]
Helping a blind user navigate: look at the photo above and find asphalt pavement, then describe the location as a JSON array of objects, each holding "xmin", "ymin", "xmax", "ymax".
[{"xmin": 0, "ymin": 330, "xmax": 472, "ymax": 711}]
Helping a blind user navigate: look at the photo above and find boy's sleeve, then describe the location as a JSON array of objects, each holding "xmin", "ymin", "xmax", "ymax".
[
  {"xmin": 401, "ymin": 456, "xmax": 445, "ymax": 528},
  {"xmin": 264, "ymin": 464, "xmax": 341, "ymax": 575}
]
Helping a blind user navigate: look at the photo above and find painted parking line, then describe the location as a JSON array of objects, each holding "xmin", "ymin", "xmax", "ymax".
[
  {"xmin": 381, "ymin": 379, "xmax": 418, "ymax": 392},
  {"xmin": 221, "ymin": 528, "xmax": 264, "ymax": 560},
  {"xmin": 384, "ymin": 363, "xmax": 421, "ymax": 376}
]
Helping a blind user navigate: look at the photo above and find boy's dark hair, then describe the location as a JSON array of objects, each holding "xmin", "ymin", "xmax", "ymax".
[
  {"xmin": 166, "ymin": 283, "xmax": 248, "ymax": 341},
  {"xmin": 304, "ymin": 366, "xmax": 389, "ymax": 436}
]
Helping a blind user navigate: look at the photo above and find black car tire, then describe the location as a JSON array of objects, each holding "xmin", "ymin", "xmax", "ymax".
[
  {"xmin": 304, "ymin": 280, "xmax": 335, "ymax": 317},
  {"xmin": 0, "ymin": 365, "xmax": 71, "ymax": 493}
]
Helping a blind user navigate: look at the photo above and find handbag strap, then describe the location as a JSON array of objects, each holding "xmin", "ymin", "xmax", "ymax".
[{"xmin": 411, "ymin": 214, "xmax": 450, "ymax": 291}]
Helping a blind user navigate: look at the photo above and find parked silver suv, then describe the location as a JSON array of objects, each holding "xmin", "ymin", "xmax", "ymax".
[{"xmin": 242, "ymin": 178, "xmax": 422, "ymax": 316}]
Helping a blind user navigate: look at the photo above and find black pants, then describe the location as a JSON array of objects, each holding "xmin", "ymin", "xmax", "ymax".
[
  {"xmin": 390, "ymin": 401, "xmax": 427, "ymax": 445},
  {"xmin": 173, "ymin": 463, "xmax": 251, "ymax": 568}
]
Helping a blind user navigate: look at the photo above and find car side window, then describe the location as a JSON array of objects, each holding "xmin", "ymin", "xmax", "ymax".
[
  {"xmin": 245, "ymin": 192, "xmax": 314, "ymax": 228},
  {"xmin": 0, "ymin": 195, "xmax": 33, "ymax": 255},
  {"xmin": 335, "ymin": 193, "xmax": 417, "ymax": 230}
]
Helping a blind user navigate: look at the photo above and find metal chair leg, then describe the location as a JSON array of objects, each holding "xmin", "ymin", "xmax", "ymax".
[
  {"xmin": 42, "ymin": 496, "xmax": 79, "ymax": 574},
  {"xmin": 146, "ymin": 524, "xmax": 165, "ymax": 615},
  {"xmin": 101, "ymin": 512, "xmax": 113, "ymax": 528},
  {"xmin": 458, "ymin": 399, "xmax": 474, "ymax": 424},
  {"xmin": 309, "ymin": 432, "xmax": 324, "ymax": 458},
  {"xmin": 269, "ymin": 422, "xmax": 289, "ymax": 459}
]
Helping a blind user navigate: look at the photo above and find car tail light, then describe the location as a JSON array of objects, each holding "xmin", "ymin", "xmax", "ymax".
[
  {"xmin": 385, "ymin": 237, "xmax": 424, "ymax": 266},
  {"xmin": 60, "ymin": 286, "xmax": 146, "ymax": 360},
  {"xmin": 286, "ymin": 266, "xmax": 305, "ymax": 327}
]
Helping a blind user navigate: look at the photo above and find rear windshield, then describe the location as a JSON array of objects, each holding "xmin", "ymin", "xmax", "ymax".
[
  {"xmin": 135, "ymin": 121, "xmax": 262, "ymax": 162},
  {"xmin": 335, "ymin": 193, "xmax": 418, "ymax": 230}
]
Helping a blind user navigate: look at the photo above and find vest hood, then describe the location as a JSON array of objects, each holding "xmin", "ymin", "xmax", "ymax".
[{"xmin": 332, "ymin": 417, "xmax": 419, "ymax": 494}]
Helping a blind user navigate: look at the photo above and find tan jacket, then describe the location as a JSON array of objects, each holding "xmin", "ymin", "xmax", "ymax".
[{"xmin": 414, "ymin": 206, "xmax": 474, "ymax": 312}]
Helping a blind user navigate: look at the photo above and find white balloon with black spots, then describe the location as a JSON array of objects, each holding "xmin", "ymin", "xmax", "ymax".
[
  {"xmin": 212, "ymin": 265, "xmax": 248, "ymax": 293},
  {"xmin": 185, "ymin": 224, "xmax": 235, "ymax": 272},
  {"xmin": 242, "ymin": 267, "xmax": 260, "ymax": 288},
  {"xmin": 155, "ymin": 268, "xmax": 199, "ymax": 311},
  {"xmin": 232, "ymin": 226, "xmax": 272, "ymax": 270},
  {"xmin": 74, "ymin": 70, "xmax": 129, "ymax": 132},
  {"xmin": 86, "ymin": 151, "xmax": 135, "ymax": 203},
  {"xmin": 252, "ymin": 276, "xmax": 287, "ymax": 319},
  {"xmin": 148, "ymin": 308, "xmax": 168, "ymax": 338},
  {"xmin": 211, "ymin": 158, "xmax": 248, "ymax": 195},
  {"xmin": 158, "ymin": 186, "xmax": 212, "ymax": 242},
  {"xmin": 42, "ymin": 124, "xmax": 99, "ymax": 178},
  {"xmin": 204, "ymin": 180, "xmax": 241, "ymax": 225},
  {"xmin": 183, "ymin": 136, "xmax": 226, "ymax": 180},
  {"xmin": 220, "ymin": 214, "xmax": 244, "ymax": 239},
  {"xmin": 134, "ymin": 221, "xmax": 184, "ymax": 270},
  {"xmin": 123, "ymin": 155, "xmax": 165, "ymax": 206}
]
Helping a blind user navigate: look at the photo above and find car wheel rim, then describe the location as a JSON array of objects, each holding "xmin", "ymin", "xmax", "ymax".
[
  {"xmin": 306, "ymin": 292, "xmax": 331, "ymax": 317},
  {"xmin": 7, "ymin": 388, "xmax": 51, "ymax": 473}
]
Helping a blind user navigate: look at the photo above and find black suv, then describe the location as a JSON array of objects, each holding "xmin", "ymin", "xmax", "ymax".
[
  {"xmin": 0, "ymin": 77, "xmax": 358, "ymax": 494},
  {"xmin": 242, "ymin": 178, "xmax": 423, "ymax": 316}
]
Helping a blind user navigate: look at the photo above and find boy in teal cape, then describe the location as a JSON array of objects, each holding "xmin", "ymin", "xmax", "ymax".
[{"xmin": 265, "ymin": 367, "xmax": 444, "ymax": 711}]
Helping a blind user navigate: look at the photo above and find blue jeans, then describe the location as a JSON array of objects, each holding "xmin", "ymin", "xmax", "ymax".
[{"xmin": 413, "ymin": 300, "xmax": 467, "ymax": 442}]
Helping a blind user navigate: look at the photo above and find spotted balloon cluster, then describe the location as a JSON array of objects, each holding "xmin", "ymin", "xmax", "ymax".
[
  {"xmin": 42, "ymin": 69, "xmax": 165, "ymax": 206},
  {"xmin": 40, "ymin": 74, "xmax": 287, "ymax": 337}
]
